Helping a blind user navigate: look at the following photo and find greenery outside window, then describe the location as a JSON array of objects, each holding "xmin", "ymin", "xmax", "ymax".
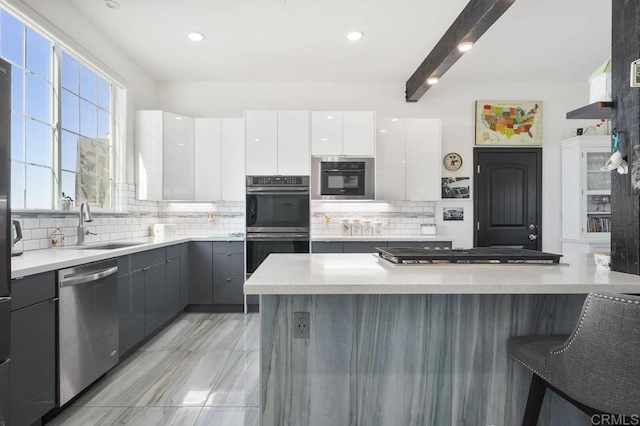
[{"xmin": 0, "ymin": 7, "xmax": 115, "ymax": 210}]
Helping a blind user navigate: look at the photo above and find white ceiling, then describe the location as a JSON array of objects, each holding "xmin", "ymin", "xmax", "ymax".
[{"xmin": 66, "ymin": 0, "xmax": 611, "ymax": 85}]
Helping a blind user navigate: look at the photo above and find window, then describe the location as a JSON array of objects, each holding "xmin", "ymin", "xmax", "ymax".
[{"xmin": 0, "ymin": 7, "xmax": 114, "ymax": 210}]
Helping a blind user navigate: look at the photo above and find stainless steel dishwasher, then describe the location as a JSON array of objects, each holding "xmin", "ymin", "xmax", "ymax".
[{"xmin": 58, "ymin": 259, "xmax": 119, "ymax": 406}]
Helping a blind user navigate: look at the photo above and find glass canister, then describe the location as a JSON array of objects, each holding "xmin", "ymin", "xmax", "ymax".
[
  {"xmin": 372, "ymin": 221, "xmax": 383, "ymax": 236},
  {"xmin": 341, "ymin": 219, "xmax": 352, "ymax": 236},
  {"xmin": 351, "ymin": 219, "xmax": 362, "ymax": 236},
  {"xmin": 362, "ymin": 220, "xmax": 373, "ymax": 236}
]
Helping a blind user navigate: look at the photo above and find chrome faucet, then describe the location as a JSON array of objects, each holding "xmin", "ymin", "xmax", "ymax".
[{"xmin": 77, "ymin": 201, "xmax": 97, "ymax": 246}]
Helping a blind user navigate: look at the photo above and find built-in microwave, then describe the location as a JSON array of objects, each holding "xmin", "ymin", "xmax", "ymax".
[{"xmin": 311, "ymin": 157, "xmax": 375, "ymax": 200}]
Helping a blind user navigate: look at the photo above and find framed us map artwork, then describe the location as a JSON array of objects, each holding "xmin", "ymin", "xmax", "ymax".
[{"xmin": 475, "ymin": 100, "xmax": 543, "ymax": 146}]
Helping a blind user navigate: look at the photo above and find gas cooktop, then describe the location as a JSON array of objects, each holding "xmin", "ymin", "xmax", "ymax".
[{"xmin": 376, "ymin": 247, "xmax": 563, "ymax": 265}]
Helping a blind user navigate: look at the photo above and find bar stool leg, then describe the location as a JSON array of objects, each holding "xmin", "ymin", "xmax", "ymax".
[{"xmin": 522, "ymin": 374, "xmax": 547, "ymax": 426}]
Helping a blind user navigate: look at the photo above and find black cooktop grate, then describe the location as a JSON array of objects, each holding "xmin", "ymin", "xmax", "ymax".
[{"xmin": 377, "ymin": 247, "xmax": 563, "ymax": 264}]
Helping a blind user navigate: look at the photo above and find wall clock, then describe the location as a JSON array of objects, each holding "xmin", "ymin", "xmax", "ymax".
[{"xmin": 443, "ymin": 152, "xmax": 462, "ymax": 171}]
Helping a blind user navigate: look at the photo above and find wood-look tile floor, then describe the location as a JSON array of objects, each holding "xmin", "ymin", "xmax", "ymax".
[{"xmin": 50, "ymin": 313, "xmax": 260, "ymax": 426}]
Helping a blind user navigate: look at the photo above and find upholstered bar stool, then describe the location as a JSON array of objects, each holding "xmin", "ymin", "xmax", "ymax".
[{"xmin": 508, "ymin": 292, "xmax": 640, "ymax": 425}]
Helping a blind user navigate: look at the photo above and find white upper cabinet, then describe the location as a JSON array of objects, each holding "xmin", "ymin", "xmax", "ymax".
[
  {"xmin": 405, "ymin": 119, "xmax": 441, "ymax": 201},
  {"xmin": 343, "ymin": 111, "xmax": 375, "ymax": 156},
  {"xmin": 311, "ymin": 111, "xmax": 375, "ymax": 156},
  {"xmin": 277, "ymin": 111, "xmax": 310, "ymax": 175},
  {"xmin": 136, "ymin": 110, "xmax": 196, "ymax": 201},
  {"xmin": 375, "ymin": 119, "xmax": 406, "ymax": 200},
  {"xmin": 375, "ymin": 118, "xmax": 441, "ymax": 201},
  {"xmin": 221, "ymin": 118, "xmax": 246, "ymax": 201},
  {"xmin": 311, "ymin": 111, "xmax": 343, "ymax": 156},
  {"xmin": 245, "ymin": 111, "xmax": 278, "ymax": 175},
  {"xmin": 245, "ymin": 111, "xmax": 310, "ymax": 175},
  {"xmin": 136, "ymin": 111, "xmax": 244, "ymax": 201},
  {"xmin": 194, "ymin": 118, "xmax": 222, "ymax": 201}
]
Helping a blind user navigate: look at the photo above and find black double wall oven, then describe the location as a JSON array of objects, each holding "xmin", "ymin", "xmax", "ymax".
[{"xmin": 246, "ymin": 176, "xmax": 310, "ymax": 275}]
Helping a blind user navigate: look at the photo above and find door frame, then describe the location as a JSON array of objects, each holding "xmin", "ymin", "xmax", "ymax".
[{"xmin": 473, "ymin": 147, "xmax": 543, "ymax": 249}]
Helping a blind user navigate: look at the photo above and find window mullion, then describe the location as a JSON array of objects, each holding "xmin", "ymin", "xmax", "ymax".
[{"xmin": 52, "ymin": 43, "xmax": 61, "ymax": 210}]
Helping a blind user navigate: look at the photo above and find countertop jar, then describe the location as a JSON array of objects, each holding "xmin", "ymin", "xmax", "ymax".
[
  {"xmin": 351, "ymin": 219, "xmax": 362, "ymax": 236},
  {"xmin": 362, "ymin": 220, "xmax": 373, "ymax": 236},
  {"xmin": 341, "ymin": 220, "xmax": 352, "ymax": 236}
]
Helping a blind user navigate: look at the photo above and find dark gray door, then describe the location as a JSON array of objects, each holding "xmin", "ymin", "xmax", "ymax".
[
  {"xmin": 474, "ymin": 148, "xmax": 542, "ymax": 250},
  {"xmin": 144, "ymin": 263, "xmax": 167, "ymax": 336},
  {"xmin": 118, "ymin": 272, "xmax": 145, "ymax": 354},
  {"xmin": 166, "ymin": 257, "xmax": 181, "ymax": 317},
  {"xmin": 189, "ymin": 242, "xmax": 213, "ymax": 304},
  {"xmin": 10, "ymin": 300, "xmax": 56, "ymax": 425}
]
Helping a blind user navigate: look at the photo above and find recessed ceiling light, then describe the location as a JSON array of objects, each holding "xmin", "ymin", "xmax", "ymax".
[
  {"xmin": 104, "ymin": 0, "xmax": 120, "ymax": 9},
  {"xmin": 188, "ymin": 32, "xmax": 205, "ymax": 42},
  {"xmin": 327, "ymin": 115, "xmax": 334, "ymax": 120},
  {"xmin": 427, "ymin": 77, "xmax": 439, "ymax": 85},
  {"xmin": 380, "ymin": 130, "xmax": 386, "ymax": 133},
  {"xmin": 254, "ymin": 139, "xmax": 260, "ymax": 142},
  {"xmin": 391, "ymin": 118, "xmax": 399, "ymax": 122},
  {"xmin": 346, "ymin": 31, "xmax": 363, "ymax": 41},
  {"xmin": 321, "ymin": 138, "xmax": 328, "ymax": 141},
  {"xmin": 178, "ymin": 143, "xmax": 184, "ymax": 146},
  {"xmin": 175, "ymin": 116, "xmax": 183, "ymax": 120},
  {"xmin": 457, "ymin": 42, "xmax": 474, "ymax": 52}
]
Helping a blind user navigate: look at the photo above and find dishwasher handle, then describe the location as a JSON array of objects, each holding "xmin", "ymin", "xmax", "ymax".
[{"xmin": 59, "ymin": 266, "xmax": 118, "ymax": 288}]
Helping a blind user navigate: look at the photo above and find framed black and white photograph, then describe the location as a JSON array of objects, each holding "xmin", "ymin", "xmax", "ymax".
[
  {"xmin": 443, "ymin": 207, "xmax": 464, "ymax": 221},
  {"xmin": 441, "ymin": 177, "xmax": 470, "ymax": 199}
]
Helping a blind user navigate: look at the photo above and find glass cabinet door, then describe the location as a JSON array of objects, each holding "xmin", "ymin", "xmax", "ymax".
[{"xmin": 584, "ymin": 151, "xmax": 611, "ymax": 234}]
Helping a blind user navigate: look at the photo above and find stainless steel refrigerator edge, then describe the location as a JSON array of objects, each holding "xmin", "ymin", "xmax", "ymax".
[{"xmin": 0, "ymin": 57, "xmax": 12, "ymax": 425}]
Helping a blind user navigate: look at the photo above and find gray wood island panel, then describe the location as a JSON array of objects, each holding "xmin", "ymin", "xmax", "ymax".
[{"xmin": 249, "ymin": 254, "xmax": 640, "ymax": 425}]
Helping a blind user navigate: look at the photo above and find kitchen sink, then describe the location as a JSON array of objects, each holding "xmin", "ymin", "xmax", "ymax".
[{"xmin": 74, "ymin": 242, "xmax": 145, "ymax": 250}]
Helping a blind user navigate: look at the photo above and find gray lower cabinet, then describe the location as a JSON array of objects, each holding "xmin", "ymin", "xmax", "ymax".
[
  {"xmin": 144, "ymin": 262, "xmax": 167, "ymax": 335},
  {"xmin": 10, "ymin": 273, "xmax": 56, "ymax": 426},
  {"xmin": 180, "ymin": 243, "xmax": 190, "ymax": 309},
  {"xmin": 118, "ymin": 270, "xmax": 145, "ymax": 355},
  {"xmin": 190, "ymin": 242, "xmax": 213, "ymax": 304},
  {"xmin": 342, "ymin": 242, "xmax": 384, "ymax": 253},
  {"xmin": 189, "ymin": 241, "xmax": 245, "ymax": 305},
  {"xmin": 312, "ymin": 240, "xmax": 453, "ymax": 253},
  {"xmin": 166, "ymin": 256, "xmax": 181, "ymax": 318},
  {"xmin": 311, "ymin": 242, "xmax": 343, "ymax": 253}
]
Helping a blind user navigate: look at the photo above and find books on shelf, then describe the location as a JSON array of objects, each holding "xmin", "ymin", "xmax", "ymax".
[{"xmin": 587, "ymin": 215, "xmax": 611, "ymax": 233}]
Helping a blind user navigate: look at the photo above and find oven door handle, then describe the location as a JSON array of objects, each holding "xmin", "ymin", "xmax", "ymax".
[
  {"xmin": 247, "ymin": 233, "xmax": 310, "ymax": 241},
  {"xmin": 246, "ymin": 187, "xmax": 309, "ymax": 194},
  {"xmin": 322, "ymin": 169, "xmax": 365, "ymax": 173}
]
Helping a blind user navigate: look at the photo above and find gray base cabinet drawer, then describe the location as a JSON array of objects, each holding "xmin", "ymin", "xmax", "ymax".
[
  {"xmin": 10, "ymin": 299, "xmax": 56, "ymax": 426},
  {"xmin": 131, "ymin": 248, "xmax": 166, "ymax": 272},
  {"xmin": 211, "ymin": 241, "xmax": 243, "ymax": 254},
  {"xmin": 213, "ymin": 278, "xmax": 244, "ymax": 305},
  {"xmin": 212, "ymin": 253, "xmax": 244, "ymax": 279},
  {"xmin": 342, "ymin": 242, "xmax": 384, "ymax": 253},
  {"xmin": 11, "ymin": 272, "xmax": 55, "ymax": 311},
  {"xmin": 118, "ymin": 272, "xmax": 145, "ymax": 355},
  {"xmin": 312, "ymin": 242, "xmax": 343, "ymax": 253},
  {"xmin": 166, "ymin": 244, "xmax": 180, "ymax": 260}
]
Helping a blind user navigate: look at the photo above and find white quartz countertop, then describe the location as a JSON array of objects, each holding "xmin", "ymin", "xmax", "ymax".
[
  {"xmin": 11, "ymin": 235, "xmax": 244, "ymax": 279},
  {"xmin": 311, "ymin": 235, "xmax": 451, "ymax": 242},
  {"xmin": 244, "ymin": 253, "xmax": 640, "ymax": 295}
]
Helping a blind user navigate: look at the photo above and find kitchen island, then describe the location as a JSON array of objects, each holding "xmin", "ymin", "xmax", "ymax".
[{"xmin": 245, "ymin": 253, "xmax": 640, "ymax": 426}]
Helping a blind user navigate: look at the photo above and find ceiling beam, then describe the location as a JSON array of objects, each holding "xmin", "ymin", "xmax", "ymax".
[{"xmin": 405, "ymin": 0, "xmax": 516, "ymax": 102}]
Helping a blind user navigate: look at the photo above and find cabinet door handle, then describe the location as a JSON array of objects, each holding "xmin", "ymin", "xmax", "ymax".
[
  {"xmin": 226, "ymin": 277, "xmax": 231, "ymax": 281},
  {"xmin": 167, "ymin": 259, "xmax": 172, "ymax": 263},
  {"xmin": 143, "ymin": 267, "xmax": 151, "ymax": 271},
  {"xmin": 225, "ymin": 253, "xmax": 232, "ymax": 256}
]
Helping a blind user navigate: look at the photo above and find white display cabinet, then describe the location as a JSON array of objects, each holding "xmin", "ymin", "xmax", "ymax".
[{"xmin": 560, "ymin": 136, "xmax": 611, "ymax": 253}]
